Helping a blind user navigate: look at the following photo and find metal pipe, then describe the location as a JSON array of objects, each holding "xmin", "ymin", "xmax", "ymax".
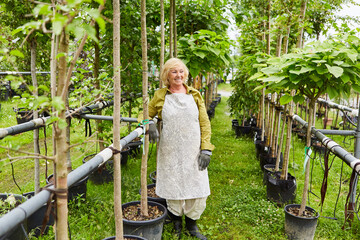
[
  {"xmin": 316, "ymin": 129, "xmax": 355, "ymax": 136},
  {"xmin": 292, "ymin": 114, "xmax": 360, "ymax": 174},
  {"xmin": 0, "ymin": 117, "xmax": 50, "ymax": 140},
  {"xmin": 0, "ymin": 127, "xmax": 143, "ymax": 237},
  {"xmin": 318, "ymin": 98, "xmax": 355, "ymax": 113},
  {"xmin": 0, "ymin": 71, "xmax": 51, "ymax": 75},
  {"xmin": 81, "ymin": 114, "xmax": 138, "ymax": 123}
]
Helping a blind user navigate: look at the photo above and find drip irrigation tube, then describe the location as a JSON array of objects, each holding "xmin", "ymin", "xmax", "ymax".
[{"xmin": 0, "ymin": 127, "xmax": 144, "ymax": 238}]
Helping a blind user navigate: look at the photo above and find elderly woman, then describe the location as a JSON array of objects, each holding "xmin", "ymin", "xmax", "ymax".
[{"xmin": 147, "ymin": 58, "xmax": 214, "ymax": 240}]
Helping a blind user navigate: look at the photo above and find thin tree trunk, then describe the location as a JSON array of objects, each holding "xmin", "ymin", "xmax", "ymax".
[
  {"xmin": 94, "ymin": 23, "xmax": 105, "ymax": 151},
  {"xmin": 299, "ymin": 98, "xmax": 315, "ymax": 215},
  {"xmin": 140, "ymin": 0, "xmax": 149, "ymax": 216},
  {"xmin": 281, "ymin": 90, "xmax": 295, "ymax": 180},
  {"xmin": 113, "ymin": 0, "xmax": 123, "ymax": 238},
  {"xmin": 297, "ymin": 0, "xmax": 308, "ymax": 48},
  {"xmin": 275, "ymin": 105, "xmax": 287, "ymax": 171},
  {"xmin": 160, "ymin": 0, "xmax": 165, "ymax": 88},
  {"xmin": 30, "ymin": 38, "xmax": 40, "ymax": 193},
  {"xmin": 51, "ymin": 33, "xmax": 58, "ymax": 160},
  {"xmin": 169, "ymin": 0, "xmax": 174, "ymax": 58},
  {"xmin": 55, "ymin": 30, "xmax": 69, "ymax": 240},
  {"xmin": 173, "ymin": 0, "xmax": 177, "ymax": 57}
]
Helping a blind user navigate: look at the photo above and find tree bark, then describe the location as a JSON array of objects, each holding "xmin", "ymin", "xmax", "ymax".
[
  {"xmin": 297, "ymin": 0, "xmax": 308, "ymax": 49},
  {"xmin": 160, "ymin": 0, "xmax": 165, "ymax": 89},
  {"xmin": 55, "ymin": 30, "xmax": 69, "ymax": 240},
  {"xmin": 169, "ymin": 0, "xmax": 174, "ymax": 58},
  {"xmin": 30, "ymin": 37, "xmax": 40, "ymax": 193},
  {"xmin": 141, "ymin": 0, "xmax": 149, "ymax": 217},
  {"xmin": 94, "ymin": 23, "xmax": 105, "ymax": 151},
  {"xmin": 112, "ymin": 0, "xmax": 123, "ymax": 239},
  {"xmin": 173, "ymin": 0, "xmax": 177, "ymax": 57},
  {"xmin": 299, "ymin": 98, "xmax": 315, "ymax": 215}
]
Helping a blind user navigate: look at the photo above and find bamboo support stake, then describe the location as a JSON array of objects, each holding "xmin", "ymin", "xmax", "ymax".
[
  {"xmin": 112, "ymin": 0, "xmax": 124, "ymax": 238},
  {"xmin": 140, "ymin": 0, "xmax": 149, "ymax": 216}
]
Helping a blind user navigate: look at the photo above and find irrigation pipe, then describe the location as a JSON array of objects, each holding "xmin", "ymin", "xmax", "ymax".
[
  {"xmin": 292, "ymin": 114, "xmax": 360, "ymax": 174},
  {"xmin": 81, "ymin": 114, "xmax": 138, "ymax": 123},
  {"xmin": 0, "ymin": 99, "xmax": 114, "ymax": 140},
  {"xmin": 0, "ymin": 127, "xmax": 144, "ymax": 237}
]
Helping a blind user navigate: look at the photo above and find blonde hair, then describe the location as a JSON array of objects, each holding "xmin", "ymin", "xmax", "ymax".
[{"xmin": 160, "ymin": 58, "xmax": 189, "ymax": 88}]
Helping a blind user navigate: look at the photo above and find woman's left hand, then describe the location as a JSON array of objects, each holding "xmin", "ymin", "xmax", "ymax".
[{"xmin": 198, "ymin": 150, "xmax": 211, "ymax": 171}]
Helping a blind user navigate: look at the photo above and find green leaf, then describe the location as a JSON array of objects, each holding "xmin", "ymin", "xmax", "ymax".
[
  {"xmin": 261, "ymin": 66, "xmax": 280, "ymax": 75},
  {"xmin": 10, "ymin": 50, "xmax": 24, "ymax": 58},
  {"xmin": 280, "ymin": 95, "xmax": 292, "ymax": 105},
  {"xmin": 325, "ymin": 64, "xmax": 343, "ymax": 78},
  {"xmin": 248, "ymin": 72, "xmax": 264, "ymax": 81},
  {"xmin": 262, "ymin": 75, "xmax": 286, "ymax": 83},
  {"xmin": 194, "ymin": 51, "xmax": 206, "ymax": 59},
  {"xmin": 341, "ymin": 74, "xmax": 350, "ymax": 83},
  {"xmin": 326, "ymin": 85, "xmax": 338, "ymax": 99},
  {"xmin": 293, "ymin": 95, "xmax": 305, "ymax": 103},
  {"xmin": 52, "ymin": 96, "xmax": 65, "ymax": 111},
  {"xmin": 208, "ymin": 46, "xmax": 220, "ymax": 56},
  {"xmin": 289, "ymin": 66, "xmax": 314, "ymax": 75},
  {"xmin": 352, "ymin": 84, "xmax": 360, "ymax": 93}
]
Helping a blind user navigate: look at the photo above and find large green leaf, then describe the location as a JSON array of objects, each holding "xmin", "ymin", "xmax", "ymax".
[
  {"xmin": 262, "ymin": 75, "xmax": 286, "ymax": 83},
  {"xmin": 326, "ymin": 85, "xmax": 338, "ymax": 99},
  {"xmin": 279, "ymin": 95, "xmax": 292, "ymax": 105},
  {"xmin": 194, "ymin": 51, "xmax": 206, "ymax": 59},
  {"xmin": 325, "ymin": 64, "xmax": 343, "ymax": 78},
  {"xmin": 352, "ymin": 84, "xmax": 360, "ymax": 93},
  {"xmin": 261, "ymin": 66, "xmax": 280, "ymax": 75},
  {"xmin": 289, "ymin": 66, "xmax": 314, "ymax": 75}
]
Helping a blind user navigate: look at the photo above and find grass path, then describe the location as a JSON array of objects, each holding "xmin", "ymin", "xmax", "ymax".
[{"xmin": 2, "ymin": 84, "xmax": 360, "ymax": 239}]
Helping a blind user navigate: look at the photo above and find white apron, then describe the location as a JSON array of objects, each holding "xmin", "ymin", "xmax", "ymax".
[{"xmin": 156, "ymin": 93, "xmax": 210, "ymax": 200}]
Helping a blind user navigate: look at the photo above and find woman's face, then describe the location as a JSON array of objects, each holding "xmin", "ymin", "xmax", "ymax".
[{"xmin": 168, "ymin": 66, "xmax": 185, "ymax": 88}]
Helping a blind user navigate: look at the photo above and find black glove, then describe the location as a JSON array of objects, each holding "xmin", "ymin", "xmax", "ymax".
[
  {"xmin": 148, "ymin": 120, "xmax": 159, "ymax": 143},
  {"xmin": 198, "ymin": 150, "xmax": 211, "ymax": 171}
]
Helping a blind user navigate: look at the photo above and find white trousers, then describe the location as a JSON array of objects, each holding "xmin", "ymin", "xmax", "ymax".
[{"xmin": 166, "ymin": 197, "xmax": 207, "ymax": 220}]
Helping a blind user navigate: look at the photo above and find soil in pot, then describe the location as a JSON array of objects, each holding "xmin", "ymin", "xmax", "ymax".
[
  {"xmin": 83, "ymin": 154, "xmax": 114, "ymax": 185},
  {"xmin": 23, "ymin": 192, "xmax": 54, "ymax": 237},
  {"xmin": 122, "ymin": 201, "xmax": 167, "ymax": 240},
  {"xmin": 284, "ymin": 204, "xmax": 319, "ymax": 240},
  {"xmin": 0, "ymin": 193, "xmax": 27, "ymax": 240},
  {"xmin": 266, "ymin": 172, "xmax": 296, "ymax": 205},
  {"xmin": 139, "ymin": 183, "xmax": 166, "ymax": 207},
  {"xmin": 263, "ymin": 164, "xmax": 281, "ymax": 185},
  {"xmin": 259, "ymin": 152, "xmax": 283, "ymax": 171},
  {"xmin": 46, "ymin": 174, "xmax": 88, "ymax": 202}
]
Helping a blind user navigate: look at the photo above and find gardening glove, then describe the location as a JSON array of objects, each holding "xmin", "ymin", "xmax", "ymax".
[
  {"xmin": 198, "ymin": 150, "xmax": 211, "ymax": 171},
  {"xmin": 148, "ymin": 120, "xmax": 159, "ymax": 143}
]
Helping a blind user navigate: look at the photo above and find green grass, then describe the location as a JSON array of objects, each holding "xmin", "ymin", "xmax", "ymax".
[{"xmin": 1, "ymin": 85, "xmax": 360, "ymax": 239}]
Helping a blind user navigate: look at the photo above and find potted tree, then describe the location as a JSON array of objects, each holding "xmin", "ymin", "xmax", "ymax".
[{"xmin": 256, "ymin": 35, "xmax": 360, "ymax": 239}]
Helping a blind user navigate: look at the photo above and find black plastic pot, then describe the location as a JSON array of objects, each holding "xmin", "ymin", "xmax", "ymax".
[
  {"xmin": 83, "ymin": 154, "xmax": 113, "ymax": 185},
  {"xmin": 120, "ymin": 147, "xmax": 131, "ymax": 166},
  {"xmin": 122, "ymin": 201, "xmax": 167, "ymax": 240},
  {"xmin": 235, "ymin": 125, "xmax": 251, "ymax": 137},
  {"xmin": 46, "ymin": 174, "xmax": 88, "ymax": 202},
  {"xmin": 149, "ymin": 171, "xmax": 156, "ymax": 183},
  {"xmin": 266, "ymin": 172, "xmax": 296, "ymax": 205},
  {"xmin": 22, "ymin": 192, "xmax": 54, "ymax": 237},
  {"xmin": 259, "ymin": 152, "xmax": 283, "ymax": 171},
  {"xmin": 126, "ymin": 140, "xmax": 143, "ymax": 157},
  {"xmin": 254, "ymin": 139, "xmax": 267, "ymax": 159},
  {"xmin": 0, "ymin": 193, "xmax": 27, "ymax": 240},
  {"xmin": 231, "ymin": 119, "xmax": 239, "ymax": 131},
  {"xmin": 139, "ymin": 184, "xmax": 167, "ymax": 208},
  {"xmin": 102, "ymin": 235, "xmax": 147, "ymax": 240},
  {"xmin": 14, "ymin": 108, "xmax": 33, "ymax": 124},
  {"xmin": 263, "ymin": 164, "xmax": 281, "ymax": 185},
  {"xmin": 284, "ymin": 204, "xmax": 319, "ymax": 240}
]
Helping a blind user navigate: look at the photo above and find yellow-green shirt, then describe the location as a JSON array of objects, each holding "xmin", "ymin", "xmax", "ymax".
[{"xmin": 149, "ymin": 84, "xmax": 215, "ymax": 151}]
